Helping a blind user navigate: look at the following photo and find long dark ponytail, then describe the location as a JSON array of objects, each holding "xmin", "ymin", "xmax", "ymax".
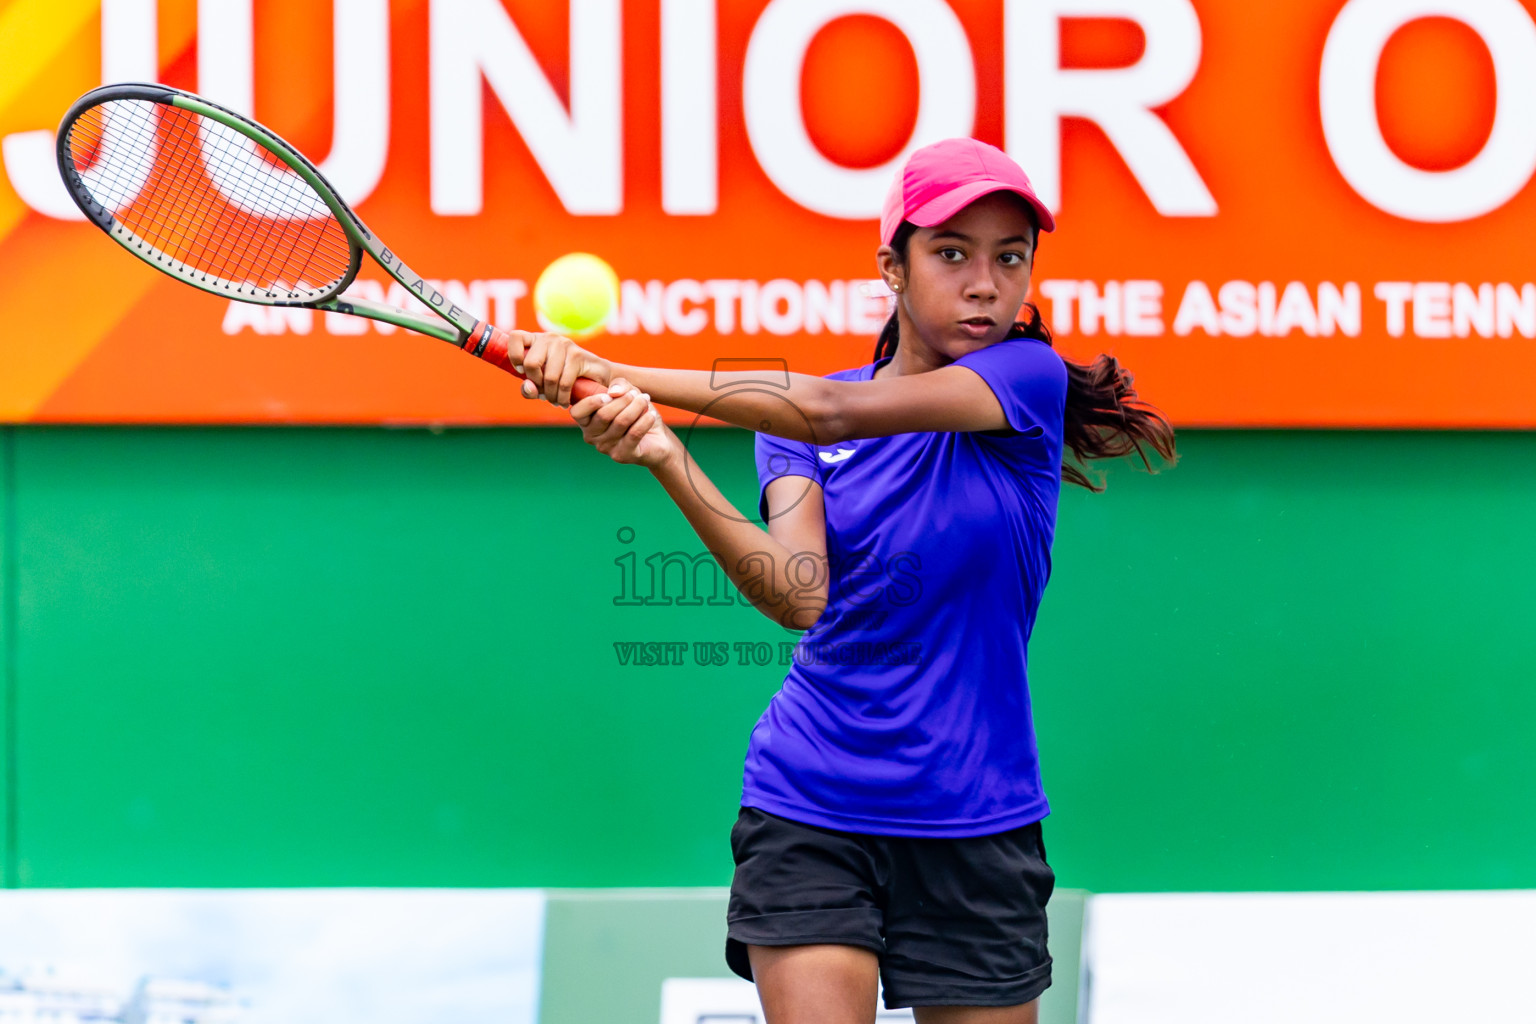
[{"xmin": 876, "ymin": 221, "xmax": 1176, "ymax": 492}]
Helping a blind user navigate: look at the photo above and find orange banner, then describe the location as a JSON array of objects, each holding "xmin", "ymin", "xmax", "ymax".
[{"xmin": 1, "ymin": 0, "xmax": 1533, "ymax": 426}]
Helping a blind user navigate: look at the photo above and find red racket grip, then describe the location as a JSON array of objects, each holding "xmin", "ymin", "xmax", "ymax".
[{"xmin": 468, "ymin": 324, "xmax": 606, "ymax": 403}]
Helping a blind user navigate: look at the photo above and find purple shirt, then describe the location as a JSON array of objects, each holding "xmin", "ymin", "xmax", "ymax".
[{"xmin": 745, "ymin": 335, "xmax": 1067, "ymax": 837}]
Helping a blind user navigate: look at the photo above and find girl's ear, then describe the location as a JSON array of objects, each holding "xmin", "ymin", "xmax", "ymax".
[{"xmin": 876, "ymin": 244, "xmax": 905, "ymax": 294}]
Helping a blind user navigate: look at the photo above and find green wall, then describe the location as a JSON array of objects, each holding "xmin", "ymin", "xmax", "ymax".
[{"xmin": 2, "ymin": 427, "xmax": 1532, "ymax": 892}]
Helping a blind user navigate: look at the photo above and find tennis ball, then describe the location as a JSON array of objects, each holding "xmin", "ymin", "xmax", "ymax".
[{"xmin": 533, "ymin": 253, "xmax": 619, "ymax": 339}]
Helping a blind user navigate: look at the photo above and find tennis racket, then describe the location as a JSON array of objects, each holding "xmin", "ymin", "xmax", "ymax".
[{"xmin": 54, "ymin": 82, "xmax": 604, "ymax": 402}]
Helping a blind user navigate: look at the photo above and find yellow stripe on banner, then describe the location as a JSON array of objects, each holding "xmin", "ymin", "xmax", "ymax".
[
  {"xmin": 1, "ymin": 4, "xmax": 197, "ymax": 249},
  {"xmin": 0, "ymin": 0, "xmax": 101, "ymax": 115}
]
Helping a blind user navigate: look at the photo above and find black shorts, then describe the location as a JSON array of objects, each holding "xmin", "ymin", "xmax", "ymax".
[{"xmin": 725, "ymin": 806, "xmax": 1055, "ymax": 1009}]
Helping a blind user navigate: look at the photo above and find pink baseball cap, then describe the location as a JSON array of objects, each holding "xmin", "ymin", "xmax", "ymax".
[{"xmin": 880, "ymin": 138, "xmax": 1055, "ymax": 246}]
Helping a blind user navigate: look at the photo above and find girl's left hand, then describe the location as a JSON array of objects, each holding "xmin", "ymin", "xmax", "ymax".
[
  {"xmin": 504, "ymin": 330, "xmax": 612, "ymax": 407},
  {"xmin": 570, "ymin": 378, "xmax": 678, "ymax": 470}
]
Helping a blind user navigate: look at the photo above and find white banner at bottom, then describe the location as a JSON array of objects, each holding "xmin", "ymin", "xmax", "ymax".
[{"xmin": 1083, "ymin": 890, "xmax": 1536, "ymax": 1024}]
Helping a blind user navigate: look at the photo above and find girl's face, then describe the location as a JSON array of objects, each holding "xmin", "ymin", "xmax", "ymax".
[{"xmin": 879, "ymin": 191, "xmax": 1038, "ymax": 360}]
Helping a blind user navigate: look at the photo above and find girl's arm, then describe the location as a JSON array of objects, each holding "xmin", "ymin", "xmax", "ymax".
[
  {"xmin": 506, "ymin": 331, "xmax": 1011, "ymax": 442},
  {"xmin": 611, "ymin": 362, "xmax": 1010, "ymax": 444},
  {"xmin": 575, "ymin": 379, "xmax": 828, "ymax": 630}
]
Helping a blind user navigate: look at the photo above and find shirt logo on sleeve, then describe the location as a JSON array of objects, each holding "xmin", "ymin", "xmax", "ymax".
[{"xmin": 818, "ymin": 447, "xmax": 858, "ymax": 464}]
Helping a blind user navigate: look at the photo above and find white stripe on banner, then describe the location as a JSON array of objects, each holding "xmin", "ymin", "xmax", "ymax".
[{"xmin": 1082, "ymin": 890, "xmax": 1536, "ymax": 1024}]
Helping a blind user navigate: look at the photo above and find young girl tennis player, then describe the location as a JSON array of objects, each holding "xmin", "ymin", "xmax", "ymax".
[{"xmin": 511, "ymin": 138, "xmax": 1175, "ymax": 1024}]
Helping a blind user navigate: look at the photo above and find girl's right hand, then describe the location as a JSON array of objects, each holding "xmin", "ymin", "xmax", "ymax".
[{"xmin": 570, "ymin": 378, "xmax": 678, "ymax": 469}]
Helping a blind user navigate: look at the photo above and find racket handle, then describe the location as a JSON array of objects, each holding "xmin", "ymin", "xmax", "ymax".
[{"xmin": 471, "ymin": 324, "xmax": 606, "ymax": 403}]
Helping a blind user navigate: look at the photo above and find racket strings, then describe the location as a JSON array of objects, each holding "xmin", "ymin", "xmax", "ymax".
[
  {"xmin": 65, "ymin": 100, "xmax": 354, "ymax": 300},
  {"xmin": 195, "ymin": 114, "xmax": 316, "ymax": 275},
  {"xmin": 165, "ymin": 105, "xmax": 353, "ymax": 297},
  {"xmin": 152, "ymin": 112, "xmax": 232, "ymax": 275}
]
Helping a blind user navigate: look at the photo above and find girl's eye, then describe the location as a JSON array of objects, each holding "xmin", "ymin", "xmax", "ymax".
[
  {"xmin": 939, "ymin": 248, "xmax": 965, "ymax": 262},
  {"xmin": 999, "ymin": 252, "xmax": 1026, "ymax": 266}
]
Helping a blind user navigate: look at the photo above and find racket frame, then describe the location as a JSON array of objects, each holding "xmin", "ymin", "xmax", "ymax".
[{"xmin": 57, "ymin": 83, "xmax": 489, "ymax": 350}]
